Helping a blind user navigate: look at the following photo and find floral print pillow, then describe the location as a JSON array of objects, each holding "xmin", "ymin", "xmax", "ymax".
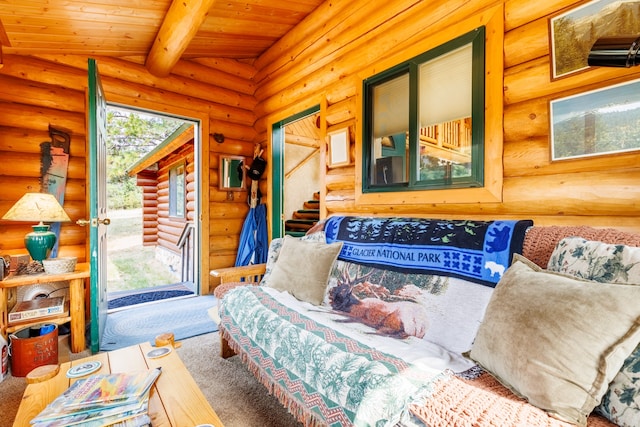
[
  {"xmin": 548, "ymin": 237, "xmax": 640, "ymax": 284},
  {"xmin": 548, "ymin": 237, "xmax": 640, "ymax": 426}
]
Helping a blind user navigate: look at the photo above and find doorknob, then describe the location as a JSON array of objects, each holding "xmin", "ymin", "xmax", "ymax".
[{"xmin": 76, "ymin": 218, "xmax": 111, "ymax": 226}]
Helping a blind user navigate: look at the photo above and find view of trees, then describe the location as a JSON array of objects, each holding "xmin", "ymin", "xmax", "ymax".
[
  {"xmin": 552, "ymin": 1, "xmax": 640, "ymax": 77},
  {"xmin": 106, "ymin": 107, "xmax": 185, "ymax": 210},
  {"xmin": 552, "ymin": 107, "xmax": 640, "ymax": 159}
]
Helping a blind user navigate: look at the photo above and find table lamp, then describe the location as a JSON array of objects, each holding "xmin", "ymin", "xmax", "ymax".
[{"xmin": 2, "ymin": 193, "xmax": 71, "ymax": 262}]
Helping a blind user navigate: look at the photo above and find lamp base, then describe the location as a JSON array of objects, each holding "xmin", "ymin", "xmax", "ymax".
[{"xmin": 25, "ymin": 223, "xmax": 57, "ymax": 263}]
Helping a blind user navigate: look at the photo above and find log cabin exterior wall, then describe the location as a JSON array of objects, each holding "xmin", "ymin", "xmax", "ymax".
[
  {"xmin": 154, "ymin": 144, "xmax": 195, "ymax": 254},
  {"xmin": 0, "ymin": 0, "xmax": 639, "ymax": 297}
]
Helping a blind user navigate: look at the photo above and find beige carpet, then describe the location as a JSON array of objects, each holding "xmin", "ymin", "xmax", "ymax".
[{"xmin": 0, "ymin": 332, "xmax": 302, "ymax": 427}]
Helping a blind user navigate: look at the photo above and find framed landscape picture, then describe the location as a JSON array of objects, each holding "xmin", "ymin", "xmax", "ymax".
[
  {"xmin": 550, "ymin": 0, "xmax": 640, "ymax": 79},
  {"xmin": 550, "ymin": 78, "xmax": 640, "ymax": 161}
]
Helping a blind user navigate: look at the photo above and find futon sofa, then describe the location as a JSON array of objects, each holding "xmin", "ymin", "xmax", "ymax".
[{"xmin": 213, "ymin": 216, "xmax": 640, "ymax": 427}]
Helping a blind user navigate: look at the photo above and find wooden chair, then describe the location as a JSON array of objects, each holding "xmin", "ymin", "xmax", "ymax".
[
  {"xmin": 210, "ymin": 263, "xmax": 266, "ymax": 299},
  {"xmin": 210, "ymin": 263, "xmax": 266, "ymax": 357}
]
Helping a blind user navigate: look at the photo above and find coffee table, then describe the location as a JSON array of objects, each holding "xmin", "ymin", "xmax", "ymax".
[{"xmin": 12, "ymin": 342, "xmax": 224, "ymax": 427}]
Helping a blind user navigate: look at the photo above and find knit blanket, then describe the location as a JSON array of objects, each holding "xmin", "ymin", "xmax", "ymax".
[
  {"xmin": 409, "ymin": 371, "xmax": 615, "ymax": 427},
  {"xmin": 324, "ymin": 217, "xmax": 533, "ymax": 287},
  {"xmin": 219, "ymin": 286, "xmax": 454, "ymax": 427}
]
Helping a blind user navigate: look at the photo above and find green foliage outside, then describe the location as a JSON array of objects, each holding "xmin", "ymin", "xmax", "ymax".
[{"xmin": 106, "ymin": 107, "xmax": 185, "ymax": 210}]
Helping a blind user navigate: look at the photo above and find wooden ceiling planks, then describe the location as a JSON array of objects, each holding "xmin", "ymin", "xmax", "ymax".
[{"xmin": 0, "ymin": 0, "xmax": 325, "ymax": 70}]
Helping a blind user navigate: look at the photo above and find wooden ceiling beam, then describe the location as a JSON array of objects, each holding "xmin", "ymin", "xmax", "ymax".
[
  {"xmin": 0, "ymin": 18, "xmax": 10, "ymax": 69},
  {"xmin": 0, "ymin": 19, "xmax": 10, "ymax": 47},
  {"xmin": 145, "ymin": 0, "xmax": 217, "ymax": 77}
]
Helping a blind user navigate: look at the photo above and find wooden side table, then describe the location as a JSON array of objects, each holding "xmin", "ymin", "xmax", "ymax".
[{"xmin": 0, "ymin": 263, "xmax": 90, "ymax": 353}]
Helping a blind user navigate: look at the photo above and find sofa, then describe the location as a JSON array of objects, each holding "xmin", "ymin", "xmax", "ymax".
[{"xmin": 212, "ymin": 216, "xmax": 640, "ymax": 427}]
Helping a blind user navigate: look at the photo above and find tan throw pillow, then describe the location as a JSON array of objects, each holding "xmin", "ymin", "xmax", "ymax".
[
  {"xmin": 266, "ymin": 235, "xmax": 343, "ymax": 305},
  {"xmin": 469, "ymin": 254, "xmax": 640, "ymax": 426}
]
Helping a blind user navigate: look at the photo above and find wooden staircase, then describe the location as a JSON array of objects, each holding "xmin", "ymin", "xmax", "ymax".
[{"xmin": 285, "ymin": 192, "xmax": 320, "ymax": 237}]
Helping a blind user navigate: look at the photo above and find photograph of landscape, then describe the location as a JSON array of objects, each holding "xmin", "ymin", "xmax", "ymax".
[
  {"xmin": 550, "ymin": 78, "xmax": 640, "ymax": 160},
  {"xmin": 550, "ymin": 0, "xmax": 640, "ymax": 78}
]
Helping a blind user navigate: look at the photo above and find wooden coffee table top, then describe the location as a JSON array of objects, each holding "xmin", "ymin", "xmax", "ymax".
[{"xmin": 13, "ymin": 342, "xmax": 224, "ymax": 427}]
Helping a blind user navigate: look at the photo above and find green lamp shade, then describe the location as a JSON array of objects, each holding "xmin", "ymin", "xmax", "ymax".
[{"xmin": 25, "ymin": 224, "xmax": 57, "ymax": 262}]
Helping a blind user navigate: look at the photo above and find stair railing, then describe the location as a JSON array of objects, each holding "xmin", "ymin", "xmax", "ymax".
[{"xmin": 177, "ymin": 223, "xmax": 195, "ymax": 283}]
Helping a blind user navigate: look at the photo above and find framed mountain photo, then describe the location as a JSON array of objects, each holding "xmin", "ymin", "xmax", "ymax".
[{"xmin": 549, "ymin": 0, "xmax": 640, "ymax": 79}]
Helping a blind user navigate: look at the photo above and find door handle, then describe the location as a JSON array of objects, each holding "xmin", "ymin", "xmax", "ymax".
[{"xmin": 76, "ymin": 218, "xmax": 111, "ymax": 227}]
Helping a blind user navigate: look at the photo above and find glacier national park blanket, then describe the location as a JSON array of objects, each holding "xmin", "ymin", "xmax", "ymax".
[{"xmin": 324, "ymin": 217, "xmax": 533, "ymax": 287}]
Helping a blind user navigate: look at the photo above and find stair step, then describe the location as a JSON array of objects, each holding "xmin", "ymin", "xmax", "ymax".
[
  {"xmin": 285, "ymin": 219, "xmax": 316, "ymax": 231},
  {"xmin": 303, "ymin": 200, "xmax": 319, "ymax": 210},
  {"xmin": 293, "ymin": 209, "xmax": 320, "ymax": 220},
  {"xmin": 313, "ymin": 191, "xmax": 320, "ymax": 201}
]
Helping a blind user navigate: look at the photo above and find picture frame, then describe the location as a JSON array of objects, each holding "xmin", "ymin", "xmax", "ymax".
[
  {"xmin": 328, "ymin": 128, "xmax": 350, "ymax": 167},
  {"xmin": 549, "ymin": 0, "xmax": 640, "ymax": 80},
  {"xmin": 549, "ymin": 78, "xmax": 640, "ymax": 161}
]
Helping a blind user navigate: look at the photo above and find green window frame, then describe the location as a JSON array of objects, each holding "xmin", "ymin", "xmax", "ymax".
[{"xmin": 362, "ymin": 26, "xmax": 485, "ymax": 193}]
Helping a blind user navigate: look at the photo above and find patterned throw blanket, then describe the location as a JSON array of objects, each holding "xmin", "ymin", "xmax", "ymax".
[
  {"xmin": 325, "ymin": 217, "xmax": 533, "ymax": 287},
  {"xmin": 219, "ymin": 286, "xmax": 448, "ymax": 427}
]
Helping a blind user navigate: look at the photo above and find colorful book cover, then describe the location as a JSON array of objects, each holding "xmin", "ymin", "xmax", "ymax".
[
  {"xmin": 61, "ymin": 367, "xmax": 161, "ymax": 411},
  {"xmin": 31, "ymin": 397, "xmax": 149, "ymax": 427},
  {"xmin": 30, "ymin": 368, "xmax": 161, "ymax": 424}
]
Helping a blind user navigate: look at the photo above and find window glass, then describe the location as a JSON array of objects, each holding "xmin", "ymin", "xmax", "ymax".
[
  {"xmin": 363, "ymin": 26, "xmax": 485, "ymax": 193},
  {"xmin": 169, "ymin": 163, "xmax": 185, "ymax": 218},
  {"xmin": 418, "ymin": 43, "xmax": 473, "ymax": 183},
  {"xmin": 371, "ymin": 73, "xmax": 409, "ymax": 186}
]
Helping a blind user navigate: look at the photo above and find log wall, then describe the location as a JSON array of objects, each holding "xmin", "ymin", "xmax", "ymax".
[
  {"xmin": 255, "ymin": 0, "xmax": 640, "ymax": 232},
  {"xmin": 0, "ymin": 54, "xmax": 257, "ymax": 293}
]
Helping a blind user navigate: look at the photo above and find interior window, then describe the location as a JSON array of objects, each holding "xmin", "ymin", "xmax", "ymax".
[
  {"xmin": 169, "ymin": 162, "xmax": 185, "ymax": 218},
  {"xmin": 363, "ymin": 26, "xmax": 485, "ymax": 193}
]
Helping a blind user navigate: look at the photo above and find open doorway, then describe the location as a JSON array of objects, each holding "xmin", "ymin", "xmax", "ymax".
[
  {"xmin": 105, "ymin": 106, "xmax": 199, "ymax": 311},
  {"xmin": 272, "ymin": 106, "xmax": 322, "ymax": 239}
]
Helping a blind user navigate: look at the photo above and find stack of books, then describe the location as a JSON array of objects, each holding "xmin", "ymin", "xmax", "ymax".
[{"xmin": 29, "ymin": 367, "xmax": 161, "ymax": 427}]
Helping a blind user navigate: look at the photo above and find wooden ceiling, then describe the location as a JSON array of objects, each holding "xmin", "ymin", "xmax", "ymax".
[{"xmin": 0, "ymin": 0, "xmax": 324, "ymax": 76}]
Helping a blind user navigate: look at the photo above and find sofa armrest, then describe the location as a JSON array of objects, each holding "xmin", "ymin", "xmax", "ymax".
[{"xmin": 210, "ymin": 263, "xmax": 266, "ymax": 284}]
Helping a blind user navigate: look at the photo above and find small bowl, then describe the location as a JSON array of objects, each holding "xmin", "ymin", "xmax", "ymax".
[{"xmin": 42, "ymin": 257, "xmax": 77, "ymax": 274}]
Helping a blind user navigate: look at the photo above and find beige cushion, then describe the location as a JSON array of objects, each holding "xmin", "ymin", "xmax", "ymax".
[
  {"xmin": 469, "ymin": 254, "xmax": 640, "ymax": 426},
  {"xmin": 266, "ymin": 235, "xmax": 343, "ymax": 305}
]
